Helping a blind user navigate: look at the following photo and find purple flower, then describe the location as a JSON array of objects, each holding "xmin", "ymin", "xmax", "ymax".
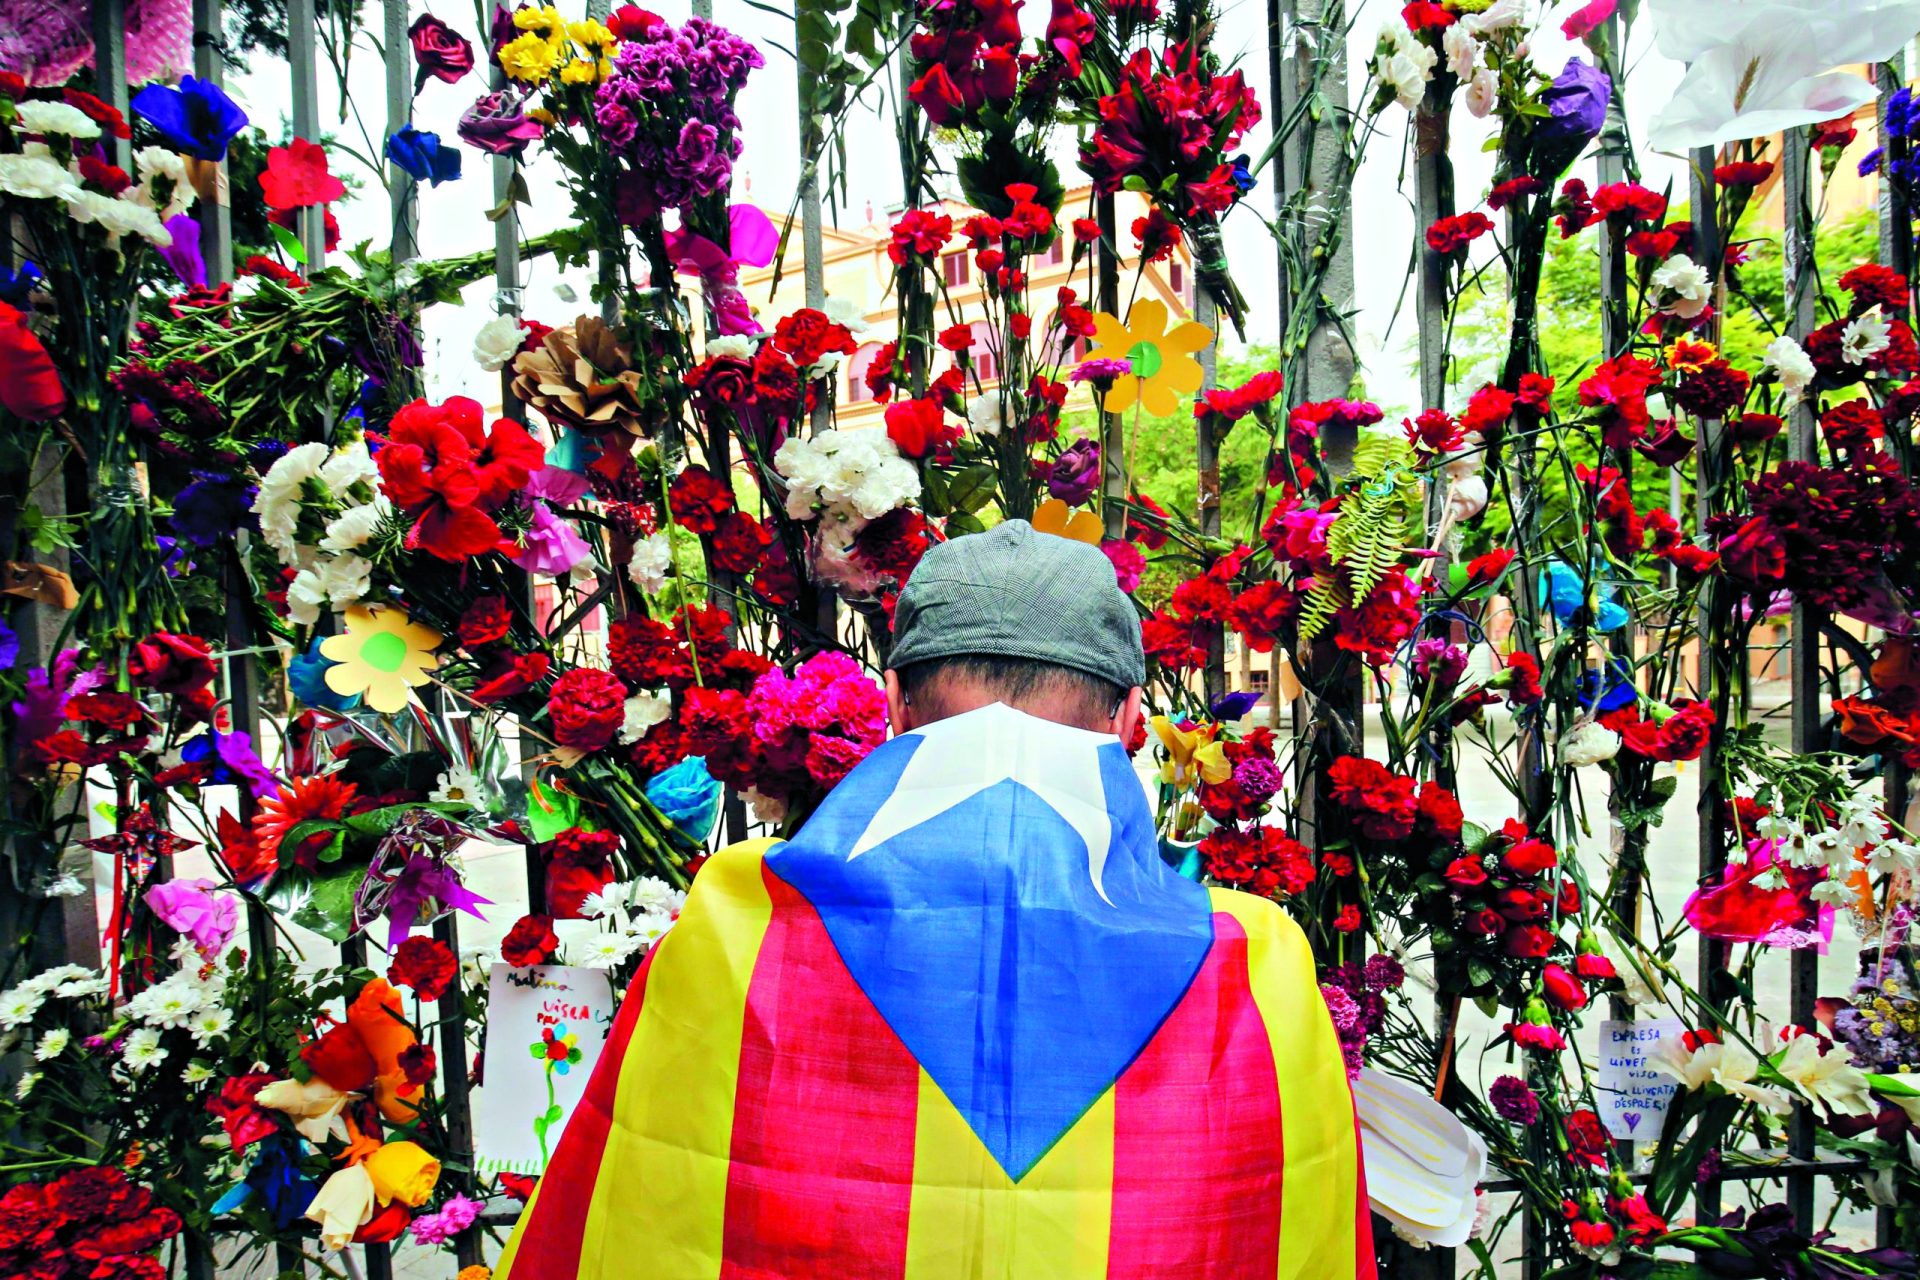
[
  {"xmin": 181, "ymin": 730, "xmax": 280, "ymax": 799},
  {"xmin": 1488, "ymin": 1074, "xmax": 1540, "ymax": 1125},
  {"xmin": 1412, "ymin": 636, "xmax": 1467, "ymax": 690},
  {"xmin": 458, "ymin": 90, "xmax": 544, "ymax": 158},
  {"xmin": 1362, "ymin": 953, "xmax": 1405, "ymax": 992},
  {"xmin": 1536, "ymin": 57, "xmax": 1611, "ymax": 153},
  {"xmin": 145, "ymin": 879, "xmax": 239, "ymax": 957},
  {"xmin": 520, "ymin": 500, "xmax": 592, "ymax": 576},
  {"xmin": 1210, "ymin": 689, "xmax": 1262, "ymax": 721},
  {"xmin": 1069, "ymin": 356, "xmax": 1132, "ymax": 384},
  {"xmin": 410, "ymin": 1193, "xmax": 483, "ymax": 1245},
  {"xmin": 158, "ymin": 214, "xmax": 205, "ymax": 288},
  {"xmin": 1047, "ymin": 438, "xmax": 1102, "ymax": 505},
  {"xmin": 1232, "ymin": 756, "xmax": 1284, "ymax": 805}
]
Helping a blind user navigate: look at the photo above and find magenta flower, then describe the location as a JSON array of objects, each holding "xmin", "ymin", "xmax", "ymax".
[{"xmin": 144, "ymin": 878, "xmax": 239, "ymax": 957}]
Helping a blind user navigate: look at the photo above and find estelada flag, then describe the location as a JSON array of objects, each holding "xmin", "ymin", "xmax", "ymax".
[{"xmin": 499, "ymin": 704, "xmax": 1374, "ymax": 1278}]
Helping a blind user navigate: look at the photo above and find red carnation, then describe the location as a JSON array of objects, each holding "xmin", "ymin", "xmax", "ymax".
[
  {"xmin": 1425, "ymin": 211, "xmax": 1493, "ymax": 255},
  {"xmin": 458, "ymin": 596, "xmax": 513, "ymax": 649},
  {"xmin": 885, "ymin": 397, "xmax": 958, "ymax": 458},
  {"xmin": 388, "ymin": 935, "xmax": 457, "ymax": 1000},
  {"xmin": 547, "ymin": 668, "xmax": 627, "ymax": 751},
  {"xmin": 501, "ymin": 913, "xmax": 560, "ymax": 967},
  {"xmin": 667, "ymin": 465, "xmax": 735, "ymax": 534}
]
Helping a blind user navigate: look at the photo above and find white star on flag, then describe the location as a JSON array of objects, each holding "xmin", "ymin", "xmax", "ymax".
[{"xmin": 847, "ymin": 703, "xmax": 1120, "ymax": 902}]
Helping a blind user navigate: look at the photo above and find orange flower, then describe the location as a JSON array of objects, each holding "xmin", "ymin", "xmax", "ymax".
[{"xmin": 347, "ymin": 978, "xmax": 424, "ymax": 1121}]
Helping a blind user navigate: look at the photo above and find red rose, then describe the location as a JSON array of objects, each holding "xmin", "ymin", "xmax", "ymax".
[
  {"xmin": 1502, "ymin": 833, "xmax": 1559, "ymax": 877},
  {"xmin": 1556, "ymin": 878, "xmax": 1582, "ymax": 915},
  {"xmin": 301, "ymin": 1023, "xmax": 377, "ymax": 1092},
  {"xmin": 1443, "ymin": 856, "xmax": 1489, "ymax": 890},
  {"xmin": 1541, "ymin": 961, "xmax": 1588, "ymax": 1012},
  {"xmin": 1503, "ymin": 924, "xmax": 1555, "ymax": 958},
  {"xmin": 684, "ymin": 355, "xmax": 753, "ymax": 414},
  {"xmin": 885, "ymin": 397, "xmax": 958, "ymax": 458},
  {"xmin": 1495, "ymin": 885, "xmax": 1550, "ymax": 921},
  {"xmin": 128, "ymin": 632, "xmax": 216, "ymax": 696},
  {"xmin": 388, "ymin": 936, "xmax": 457, "ymax": 1000},
  {"xmin": 501, "ymin": 913, "xmax": 560, "ymax": 967},
  {"xmin": 547, "ymin": 668, "xmax": 627, "ymax": 751},
  {"xmin": 206, "ymin": 1071, "xmax": 281, "ymax": 1152},
  {"xmin": 1465, "ymin": 908, "xmax": 1507, "ymax": 937},
  {"xmin": 408, "ymin": 13, "xmax": 475, "ymax": 85},
  {"xmin": 668, "ymin": 465, "xmax": 735, "ymax": 534},
  {"xmin": 354, "ymin": 1201, "xmax": 413, "ymax": 1243}
]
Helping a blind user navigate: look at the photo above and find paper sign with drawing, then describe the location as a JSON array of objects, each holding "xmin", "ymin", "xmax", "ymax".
[{"xmin": 475, "ymin": 964, "xmax": 617, "ymax": 1175}]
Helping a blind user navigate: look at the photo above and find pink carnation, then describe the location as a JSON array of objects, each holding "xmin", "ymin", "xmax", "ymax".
[{"xmin": 1099, "ymin": 540, "xmax": 1146, "ymax": 593}]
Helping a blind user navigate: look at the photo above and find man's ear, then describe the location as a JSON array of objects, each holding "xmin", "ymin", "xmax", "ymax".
[
  {"xmin": 884, "ymin": 669, "xmax": 912, "ymax": 736},
  {"xmin": 1112, "ymin": 686, "xmax": 1144, "ymax": 745}
]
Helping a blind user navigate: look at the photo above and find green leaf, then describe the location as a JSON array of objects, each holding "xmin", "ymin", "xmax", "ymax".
[
  {"xmin": 946, "ymin": 465, "xmax": 999, "ymax": 514},
  {"xmin": 288, "ymin": 867, "xmax": 368, "ymax": 943},
  {"xmin": 278, "ymin": 818, "xmax": 343, "ymax": 868},
  {"xmin": 945, "ymin": 511, "xmax": 987, "ymax": 536},
  {"xmin": 267, "ymin": 220, "xmax": 308, "ymax": 265},
  {"xmin": 1460, "ymin": 820, "xmax": 1491, "ymax": 854}
]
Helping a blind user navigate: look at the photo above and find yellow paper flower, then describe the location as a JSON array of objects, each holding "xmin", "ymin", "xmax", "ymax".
[
  {"xmin": 1031, "ymin": 497, "xmax": 1103, "ymax": 545},
  {"xmin": 306, "ymin": 1164, "xmax": 376, "ymax": 1250},
  {"xmin": 318, "ymin": 606, "xmax": 442, "ymax": 715},
  {"xmin": 1083, "ymin": 298, "xmax": 1213, "ymax": 417},
  {"xmin": 1151, "ymin": 715, "xmax": 1231, "ymax": 791},
  {"xmin": 498, "ymin": 31, "xmax": 561, "ymax": 82},
  {"xmin": 365, "ymin": 1139, "xmax": 442, "ymax": 1207}
]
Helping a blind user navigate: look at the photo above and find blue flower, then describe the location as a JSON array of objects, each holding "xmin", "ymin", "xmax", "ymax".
[
  {"xmin": 385, "ymin": 126, "xmax": 462, "ymax": 186},
  {"xmin": 1542, "ymin": 561, "xmax": 1628, "ymax": 632},
  {"xmin": 0, "ymin": 619, "xmax": 17, "ymax": 671},
  {"xmin": 131, "ymin": 75, "xmax": 249, "ymax": 161},
  {"xmin": 646, "ymin": 756, "xmax": 722, "ymax": 842},
  {"xmin": 288, "ymin": 636, "xmax": 361, "ymax": 712},
  {"xmin": 0, "ymin": 261, "xmax": 42, "ymax": 308},
  {"xmin": 170, "ymin": 472, "xmax": 254, "ymax": 548},
  {"xmin": 1575, "ymin": 658, "xmax": 1637, "ymax": 712},
  {"xmin": 1210, "ymin": 689, "xmax": 1262, "ymax": 722},
  {"xmin": 243, "ymin": 1135, "xmax": 317, "ymax": 1231},
  {"xmin": 1229, "ymin": 154, "xmax": 1257, "ymax": 195},
  {"xmin": 182, "ymin": 730, "xmax": 281, "ymax": 798},
  {"xmin": 1860, "ymin": 146, "xmax": 1887, "ymax": 179}
]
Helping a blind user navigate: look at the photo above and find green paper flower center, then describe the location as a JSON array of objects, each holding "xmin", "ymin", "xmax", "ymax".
[
  {"xmin": 360, "ymin": 630, "xmax": 410, "ymax": 674},
  {"xmin": 1126, "ymin": 340, "xmax": 1163, "ymax": 379}
]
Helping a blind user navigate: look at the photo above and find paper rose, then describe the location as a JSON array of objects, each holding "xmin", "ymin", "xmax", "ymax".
[{"xmin": 408, "ymin": 13, "xmax": 474, "ymax": 87}]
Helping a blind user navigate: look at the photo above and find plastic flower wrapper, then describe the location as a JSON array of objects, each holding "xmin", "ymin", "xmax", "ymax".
[{"xmin": 352, "ymin": 809, "xmax": 493, "ymax": 949}]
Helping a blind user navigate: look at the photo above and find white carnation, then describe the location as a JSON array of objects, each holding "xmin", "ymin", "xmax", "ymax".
[
  {"xmin": 821, "ymin": 296, "xmax": 870, "ymax": 335},
  {"xmin": 0, "ymin": 153, "xmax": 81, "ymax": 201},
  {"xmin": 1463, "ymin": 66, "xmax": 1499, "ymax": 118},
  {"xmin": 967, "ymin": 390, "xmax": 1005, "ymax": 437},
  {"xmin": 1443, "ymin": 24, "xmax": 1478, "ymax": 80},
  {"xmin": 67, "ymin": 189, "xmax": 173, "ymax": 246},
  {"xmin": 131, "ymin": 147, "xmax": 193, "ymax": 220},
  {"xmin": 626, "ymin": 531, "xmax": 674, "ymax": 594},
  {"xmin": 705, "ymin": 335, "xmax": 754, "ymax": 360},
  {"xmin": 1762, "ymin": 335, "xmax": 1815, "ymax": 400},
  {"xmin": 1650, "ymin": 254, "xmax": 1711, "ymax": 319},
  {"xmin": 319, "ymin": 501, "xmax": 387, "ymax": 553},
  {"xmin": 473, "ymin": 314, "xmax": 525, "ymax": 372},
  {"xmin": 1558, "ymin": 719, "xmax": 1621, "ymax": 767},
  {"xmin": 15, "ymin": 100, "xmax": 101, "ymax": 139},
  {"xmin": 618, "ymin": 689, "xmax": 672, "ymax": 744}
]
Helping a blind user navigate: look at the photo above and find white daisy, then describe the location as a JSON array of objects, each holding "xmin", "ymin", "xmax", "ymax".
[
  {"xmin": 578, "ymin": 932, "xmax": 644, "ymax": 969},
  {"xmin": 629, "ymin": 877, "xmax": 685, "ymax": 918},
  {"xmin": 123, "ymin": 1027, "xmax": 168, "ymax": 1073},
  {"xmin": 0, "ymin": 985, "xmax": 46, "ymax": 1030},
  {"xmin": 1842, "ymin": 307, "xmax": 1892, "ymax": 365},
  {"xmin": 34, "ymin": 1028, "xmax": 70, "ymax": 1060},
  {"xmin": 15, "ymin": 1071, "xmax": 41, "ymax": 1100},
  {"xmin": 181, "ymin": 1060, "xmax": 216, "ymax": 1086},
  {"xmin": 188, "ymin": 1006, "xmax": 234, "ymax": 1047}
]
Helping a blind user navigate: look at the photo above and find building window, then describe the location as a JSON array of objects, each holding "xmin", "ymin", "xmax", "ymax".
[
  {"xmin": 943, "ymin": 252, "xmax": 970, "ymax": 287},
  {"xmin": 847, "ymin": 341, "xmax": 885, "ymax": 403},
  {"xmin": 1249, "ymin": 670, "xmax": 1271, "ymax": 694},
  {"xmin": 1044, "ymin": 238, "xmax": 1066, "ymax": 267},
  {"xmin": 969, "ymin": 320, "xmax": 997, "ymax": 383},
  {"xmin": 1169, "ymin": 260, "xmax": 1185, "ymax": 302}
]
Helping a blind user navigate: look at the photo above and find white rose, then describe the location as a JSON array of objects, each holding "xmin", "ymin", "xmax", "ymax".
[
  {"xmin": 1463, "ymin": 66, "xmax": 1499, "ymax": 118},
  {"xmin": 1462, "ymin": 0, "xmax": 1524, "ymax": 32},
  {"xmin": 473, "ymin": 314, "xmax": 525, "ymax": 372},
  {"xmin": 15, "ymin": 100, "xmax": 101, "ymax": 140},
  {"xmin": 626, "ymin": 531, "xmax": 674, "ymax": 593},
  {"xmin": 1445, "ymin": 474, "xmax": 1488, "ymax": 521}
]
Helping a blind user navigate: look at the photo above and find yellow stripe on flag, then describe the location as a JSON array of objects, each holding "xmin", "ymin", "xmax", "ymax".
[
  {"xmin": 492, "ymin": 1175, "xmax": 540, "ymax": 1277},
  {"xmin": 577, "ymin": 838, "xmax": 778, "ymax": 1278},
  {"xmin": 1209, "ymin": 888, "xmax": 1360, "ymax": 1279},
  {"xmin": 902, "ymin": 1069, "xmax": 1115, "ymax": 1280}
]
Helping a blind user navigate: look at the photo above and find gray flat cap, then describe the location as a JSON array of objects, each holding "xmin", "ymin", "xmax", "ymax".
[{"xmin": 888, "ymin": 519, "xmax": 1145, "ymax": 689}]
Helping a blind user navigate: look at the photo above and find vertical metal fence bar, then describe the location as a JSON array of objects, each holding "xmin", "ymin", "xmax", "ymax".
[
  {"xmin": 795, "ymin": 2, "xmax": 838, "ymax": 648},
  {"xmin": 1096, "ymin": 193, "xmax": 1125, "ymax": 541},
  {"xmin": 91, "ymin": 0, "xmax": 131, "ymax": 170},
  {"xmin": 1688, "ymin": 150, "xmax": 1731, "ymax": 1231},
  {"xmin": 1780, "ymin": 128, "xmax": 1820, "ymax": 1234},
  {"xmin": 287, "ymin": 0, "xmax": 326, "ymax": 267},
  {"xmin": 192, "ymin": 0, "xmax": 233, "ymax": 286},
  {"xmin": 1193, "ymin": 286, "xmax": 1224, "ymax": 707},
  {"xmin": 384, "ymin": 0, "xmax": 417, "ymax": 264}
]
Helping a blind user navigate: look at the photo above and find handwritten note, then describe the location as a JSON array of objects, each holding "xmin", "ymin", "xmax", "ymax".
[
  {"xmin": 1596, "ymin": 1018, "xmax": 1683, "ymax": 1140},
  {"xmin": 474, "ymin": 964, "xmax": 618, "ymax": 1175}
]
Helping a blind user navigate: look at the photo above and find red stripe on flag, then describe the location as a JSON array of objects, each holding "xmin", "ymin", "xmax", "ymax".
[
  {"xmin": 505, "ymin": 947, "xmax": 657, "ymax": 1280},
  {"xmin": 1108, "ymin": 910, "xmax": 1283, "ymax": 1279},
  {"xmin": 719, "ymin": 866, "xmax": 920, "ymax": 1279},
  {"xmin": 1354, "ymin": 1103, "xmax": 1378, "ymax": 1273}
]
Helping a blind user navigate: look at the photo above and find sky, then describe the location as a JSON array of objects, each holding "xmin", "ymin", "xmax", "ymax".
[{"xmin": 225, "ymin": 0, "xmax": 1695, "ymax": 419}]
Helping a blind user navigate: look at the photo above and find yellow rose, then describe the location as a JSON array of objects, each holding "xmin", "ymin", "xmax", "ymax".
[{"xmin": 364, "ymin": 1139, "xmax": 441, "ymax": 1207}]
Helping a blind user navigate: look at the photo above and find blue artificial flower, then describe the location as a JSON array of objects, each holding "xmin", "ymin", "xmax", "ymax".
[
  {"xmin": 1575, "ymin": 658, "xmax": 1637, "ymax": 712},
  {"xmin": 131, "ymin": 75, "xmax": 249, "ymax": 161},
  {"xmin": 1542, "ymin": 560, "xmax": 1628, "ymax": 632},
  {"xmin": 1210, "ymin": 689, "xmax": 1262, "ymax": 722},
  {"xmin": 385, "ymin": 125, "xmax": 462, "ymax": 187},
  {"xmin": 243, "ymin": 1135, "xmax": 318, "ymax": 1232},
  {"xmin": 1229, "ymin": 153, "xmax": 1257, "ymax": 195},
  {"xmin": 0, "ymin": 260, "xmax": 43, "ymax": 308},
  {"xmin": 0, "ymin": 619, "xmax": 17, "ymax": 671},
  {"xmin": 171, "ymin": 472, "xmax": 255, "ymax": 549},
  {"xmin": 288, "ymin": 636, "xmax": 362, "ymax": 712},
  {"xmin": 182, "ymin": 730, "xmax": 281, "ymax": 798},
  {"xmin": 646, "ymin": 756, "xmax": 723, "ymax": 843}
]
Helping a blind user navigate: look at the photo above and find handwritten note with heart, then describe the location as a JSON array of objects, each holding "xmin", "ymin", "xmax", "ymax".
[{"xmin": 1597, "ymin": 1018, "xmax": 1684, "ymax": 1140}]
